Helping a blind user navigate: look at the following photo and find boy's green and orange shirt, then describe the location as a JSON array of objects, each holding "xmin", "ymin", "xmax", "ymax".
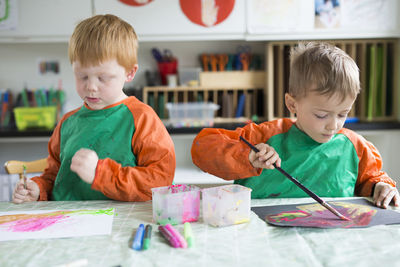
[
  {"xmin": 32, "ymin": 96, "xmax": 176, "ymax": 201},
  {"xmin": 191, "ymin": 118, "xmax": 395, "ymax": 198}
]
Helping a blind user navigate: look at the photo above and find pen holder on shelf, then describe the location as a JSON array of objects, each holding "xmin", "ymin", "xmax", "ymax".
[
  {"xmin": 158, "ymin": 60, "xmax": 178, "ymax": 85},
  {"xmin": 202, "ymin": 184, "xmax": 252, "ymax": 227},
  {"xmin": 152, "ymin": 184, "xmax": 200, "ymax": 225}
]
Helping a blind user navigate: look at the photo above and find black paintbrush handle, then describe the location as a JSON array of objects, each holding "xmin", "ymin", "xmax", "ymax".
[{"xmin": 273, "ymin": 166, "xmax": 323, "ymax": 205}]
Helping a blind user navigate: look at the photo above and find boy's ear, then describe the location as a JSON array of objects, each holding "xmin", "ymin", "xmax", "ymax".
[
  {"xmin": 126, "ymin": 64, "xmax": 139, "ymax": 82},
  {"xmin": 285, "ymin": 93, "xmax": 297, "ymax": 114}
]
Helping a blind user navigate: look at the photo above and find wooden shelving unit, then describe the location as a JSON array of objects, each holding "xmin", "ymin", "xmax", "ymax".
[
  {"xmin": 143, "ymin": 71, "xmax": 267, "ymax": 123},
  {"xmin": 143, "ymin": 86, "xmax": 265, "ymax": 123},
  {"xmin": 266, "ymin": 39, "xmax": 399, "ymax": 122},
  {"xmin": 143, "ymin": 39, "xmax": 399, "ymax": 124}
]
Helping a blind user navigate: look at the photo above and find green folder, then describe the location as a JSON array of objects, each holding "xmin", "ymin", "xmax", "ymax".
[
  {"xmin": 197, "ymin": 92, "xmax": 204, "ymax": 102},
  {"xmin": 367, "ymin": 46, "xmax": 376, "ymax": 121},
  {"xmin": 375, "ymin": 45, "xmax": 383, "ymax": 117},
  {"xmin": 148, "ymin": 93, "xmax": 155, "ymax": 111},
  {"xmin": 158, "ymin": 93, "xmax": 165, "ymax": 119},
  {"xmin": 21, "ymin": 89, "xmax": 29, "ymax": 107},
  {"xmin": 386, "ymin": 46, "xmax": 393, "ymax": 116}
]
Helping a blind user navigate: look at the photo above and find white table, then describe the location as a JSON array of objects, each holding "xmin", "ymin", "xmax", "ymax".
[{"xmin": 0, "ymin": 197, "xmax": 399, "ymax": 267}]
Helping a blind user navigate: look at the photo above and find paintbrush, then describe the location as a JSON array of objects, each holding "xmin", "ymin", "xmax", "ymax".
[
  {"xmin": 22, "ymin": 165, "xmax": 27, "ymax": 189},
  {"xmin": 240, "ymin": 136, "xmax": 350, "ymax": 221}
]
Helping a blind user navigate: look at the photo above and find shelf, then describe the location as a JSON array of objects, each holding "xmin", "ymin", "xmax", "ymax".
[
  {"xmin": 245, "ymin": 31, "xmax": 400, "ymax": 41},
  {"xmin": 0, "ymin": 36, "xmax": 70, "ymax": 43},
  {"xmin": 2, "ymin": 122, "xmax": 400, "ymax": 138}
]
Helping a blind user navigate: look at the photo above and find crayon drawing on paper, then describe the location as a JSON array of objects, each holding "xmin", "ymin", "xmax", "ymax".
[{"xmin": 0, "ymin": 208, "xmax": 114, "ymax": 241}]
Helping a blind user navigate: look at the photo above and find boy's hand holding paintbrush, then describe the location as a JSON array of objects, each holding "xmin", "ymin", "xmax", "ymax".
[
  {"xmin": 13, "ymin": 166, "xmax": 40, "ymax": 204},
  {"xmin": 248, "ymin": 143, "xmax": 281, "ymax": 170}
]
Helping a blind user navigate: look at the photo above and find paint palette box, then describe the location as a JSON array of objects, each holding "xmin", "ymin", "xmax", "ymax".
[
  {"xmin": 152, "ymin": 184, "xmax": 200, "ymax": 225},
  {"xmin": 202, "ymin": 184, "xmax": 252, "ymax": 227}
]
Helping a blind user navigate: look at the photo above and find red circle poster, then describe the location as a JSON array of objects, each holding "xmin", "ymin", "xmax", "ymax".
[
  {"xmin": 119, "ymin": 0, "xmax": 153, "ymax": 7},
  {"xmin": 179, "ymin": 0, "xmax": 235, "ymax": 27}
]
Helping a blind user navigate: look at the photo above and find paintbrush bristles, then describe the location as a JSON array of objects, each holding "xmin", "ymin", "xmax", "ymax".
[{"xmin": 322, "ymin": 202, "xmax": 351, "ymax": 221}]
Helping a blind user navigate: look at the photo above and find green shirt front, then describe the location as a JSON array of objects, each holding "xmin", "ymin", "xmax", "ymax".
[
  {"xmin": 52, "ymin": 104, "xmax": 137, "ymax": 200},
  {"xmin": 235, "ymin": 125, "xmax": 359, "ymax": 198}
]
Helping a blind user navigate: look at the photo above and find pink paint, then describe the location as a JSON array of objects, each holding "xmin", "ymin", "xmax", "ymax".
[
  {"xmin": 182, "ymin": 191, "xmax": 200, "ymax": 222},
  {"xmin": 267, "ymin": 207, "xmax": 375, "ymax": 228},
  {"xmin": 5, "ymin": 215, "xmax": 67, "ymax": 232},
  {"xmin": 169, "ymin": 184, "xmax": 187, "ymax": 194}
]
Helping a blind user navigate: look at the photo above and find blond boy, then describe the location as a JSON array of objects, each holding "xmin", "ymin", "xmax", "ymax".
[{"xmin": 192, "ymin": 42, "xmax": 398, "ymax": 208}]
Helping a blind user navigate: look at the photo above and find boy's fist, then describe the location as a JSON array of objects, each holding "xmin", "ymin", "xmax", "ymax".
[{"xmin": 70, "ymin": 148, "xmax": 99, "ymax": 184}]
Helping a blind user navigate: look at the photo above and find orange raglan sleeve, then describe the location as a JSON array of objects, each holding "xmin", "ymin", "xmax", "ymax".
[
  {"xmin": 31, "ymin": 109, "xmax": 80, "ymax": 201},
  {"xmin": 191, "ymin": 118, "xmax": 294, "ymax": 180},
  {"xmin": 92, "ymin": 101, "xmax": 175, "ymax": 201},
  {"xmin": 342, "ymin": 129, "xmax": 396, "ymax": 196}
]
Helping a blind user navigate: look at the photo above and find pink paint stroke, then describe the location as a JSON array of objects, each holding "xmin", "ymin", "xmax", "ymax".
[
  {"xmin": 267, "ymin": 208, "xmax": 375, "ymax": 228},
  {"xmin": 5, "ymin": 215, "xmax": 68, "ymax": 232}
]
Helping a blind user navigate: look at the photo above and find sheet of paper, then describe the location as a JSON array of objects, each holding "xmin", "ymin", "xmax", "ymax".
[
  {"xmin": 0, "ymin": 208, "xmax": 114, "ymax": 241},
  {"xmin": 247, "ymin": 0, "xmax": 314, "ymax": 33},
  {"xmin": 0, "ymin": 0, "xmax": 18, "ymax": 30},
  {"xmin": 252, "ymin": 198, "xmax": 400, "ymax": 228}
]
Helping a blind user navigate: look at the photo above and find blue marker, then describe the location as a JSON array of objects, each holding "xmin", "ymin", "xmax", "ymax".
[{"xmin": 132, "ymin": 224, "xmax": 145, "ymax": 250}]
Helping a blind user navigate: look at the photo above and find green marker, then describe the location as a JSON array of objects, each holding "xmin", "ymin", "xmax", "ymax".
[
  {"xmin": 184, "ymin": 222, "xmax": 194, "ymax": 248},
  {"xmin": 142, "ymin": 224, "xmax": 152, "ymax": 250}
]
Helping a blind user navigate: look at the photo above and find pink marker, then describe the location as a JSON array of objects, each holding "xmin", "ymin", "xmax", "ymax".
[
  {"xmin": 158, "ymin": 225, "xmax": 180, "ymax": 248},
  {"xmin": 165, "ymin": 224, "xmax": 187, "ymax": 248}
]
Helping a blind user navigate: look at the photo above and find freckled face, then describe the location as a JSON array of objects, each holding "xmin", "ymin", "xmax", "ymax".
[
  {"xmin": 289, "ymin": 92, "xmax": 356, "ymax": 143},
  {"xmin": 72, "ymin": 59, "xmax": 130, "ymax": 110}
]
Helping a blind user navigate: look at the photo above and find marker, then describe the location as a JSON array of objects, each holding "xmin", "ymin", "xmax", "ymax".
[
  {"xmin": 165, "ymin": 224, "xmax": 187, "ymax": 248},
  {"xmin": 132, "ymin": 224, "xmax": 145, "ymax": 250},
  {"xmin": 158, "ymin": 225, "xmax": 180, "ymax": 248},
  {"xmin": 239, "ymin": 136, "xmax": 351, "ymax": 221},
  {"xmin": 142, "ymin": 224, "xmax": 152, "ymax": 250},
  {"xmin": 183, "ymin": 222, "xmax": 194, "ymax": 248}
]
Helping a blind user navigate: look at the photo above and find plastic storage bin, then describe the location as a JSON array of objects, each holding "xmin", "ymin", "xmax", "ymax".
[
  {"xmin": 152, "ymin": 184, "xmax": 201, "ymax": 225},
  {"xmin": 14, "ymin": 106, "xmax": 57, "ymax": 130},
  {"xmin": 202, "ymin": 184, "xmax": 252, "ymax": 227},
  {"xmin": 166, "ymin": 102, "xmax": 219, "ymax": 127}
]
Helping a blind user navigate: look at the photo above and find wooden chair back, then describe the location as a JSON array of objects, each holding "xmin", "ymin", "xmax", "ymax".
[{"xmin": 4, "ymin": 158, "xmax": 47, "ymax": 179}]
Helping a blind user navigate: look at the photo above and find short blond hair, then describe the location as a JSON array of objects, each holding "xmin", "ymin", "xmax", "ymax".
[
  {"xmin": 289, "ymin": 42, "xmax": 360, "ymax": 101},
  {"xmin": 68, "ymin": 14, "xmax": 138, "ymax": 72}
]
